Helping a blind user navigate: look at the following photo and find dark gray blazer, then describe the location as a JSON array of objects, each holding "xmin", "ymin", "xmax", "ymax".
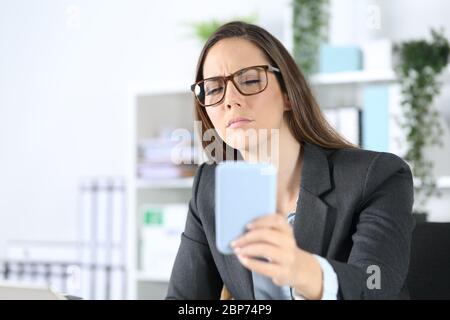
[{"xmin": 166, "ymin": 142, "xmax": 414, "ymax": 300}]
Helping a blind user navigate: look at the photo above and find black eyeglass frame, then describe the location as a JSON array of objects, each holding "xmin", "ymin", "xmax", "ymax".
[{"xmin": 190, "ymin": 64, "xmax": 281, "ymax": 107}]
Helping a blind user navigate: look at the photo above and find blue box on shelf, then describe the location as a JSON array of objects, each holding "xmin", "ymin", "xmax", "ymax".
[
  {"xmin": 362, "ymin": 85, "xmax": 389, "ymax": 152},
  {"xmin": 319, "ymin": 44, "xmax": 363, "ymax": 73}
]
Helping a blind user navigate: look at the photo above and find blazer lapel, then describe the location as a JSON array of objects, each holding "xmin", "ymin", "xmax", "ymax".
[
  {"xmin": 223, "ymin": 255, "xmax": 255, "ymax": 299},
  {"xmin": 293, "ymin": 142, "xmax": 333, "ymax": 256}
]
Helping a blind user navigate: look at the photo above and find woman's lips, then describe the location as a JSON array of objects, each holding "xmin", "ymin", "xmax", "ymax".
[{"xmin": 227, "ymin": 119, "xmax": 254, "ymax": 129}]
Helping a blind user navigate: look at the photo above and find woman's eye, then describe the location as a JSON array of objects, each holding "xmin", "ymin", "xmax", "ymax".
[
  {"xmin": 242, "ymin": 79, "xmax": 260, "ymax": 85},
  {"xmin": 206, "ymin": 87, "xmax": 223, "ymax": 96}
]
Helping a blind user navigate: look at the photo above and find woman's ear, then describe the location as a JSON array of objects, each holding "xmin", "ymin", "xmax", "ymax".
[{"xmin": 283, "ymin": 94, "xmax": 292, "ymax": 111}]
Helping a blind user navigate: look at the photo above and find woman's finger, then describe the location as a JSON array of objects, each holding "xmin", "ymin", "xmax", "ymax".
[
  {"xmin": 247, "ymin": 213, "xmax": 292, "ymax": 233},
  {"xmin": 237, "ymin": 253, "xmax": 280, "ymax": 280},
  {"xmin": 234, "ymin": 243, "xmax": 284, "ymax": 264},
  {"xmin": 232, "ymin": 228, "xmax": 288, "ymax": 248}
]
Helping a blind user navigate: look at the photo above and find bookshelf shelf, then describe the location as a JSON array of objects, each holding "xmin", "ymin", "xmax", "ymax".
[
  {"xmin": 135, "ymin": 271, "xmax": 170, "ymax": 283},
  {"xmin": 310, "ymin": 70, "xmax": 396, "ymax": 86},
  {"xmin": 310, "ymin": 67, "xmax": 450, "ymax": 86},
  {"xmin": 136, "ymin": 177, "xmax": 194, "ymax": 189}
]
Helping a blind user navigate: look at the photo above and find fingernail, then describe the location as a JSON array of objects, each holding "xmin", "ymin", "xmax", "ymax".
[
  {"xmin": 230, "ymin": 241, "xmax": 236, "ymax": 247},
  {"xmin": 234, "ymin": 247, "xmax": 241, "ymax": 253},
  {"xmin": 246, "ymin": 223, "xmax": 253, "ymax": 229}
]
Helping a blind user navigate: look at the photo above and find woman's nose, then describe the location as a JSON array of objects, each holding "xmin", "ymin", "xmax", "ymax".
[{"xmin": 223, "ymin": 80, "xmax": 243, "ymax": 108}]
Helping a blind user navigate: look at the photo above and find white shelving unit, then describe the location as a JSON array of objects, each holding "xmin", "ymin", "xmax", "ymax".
[
  {"xmin": 125, "ymin": 86, "xmax": 199, "ymax": 300},
  {"xmin": 309, "ymin": 71, "xmax": 395, "ymax": 118}
]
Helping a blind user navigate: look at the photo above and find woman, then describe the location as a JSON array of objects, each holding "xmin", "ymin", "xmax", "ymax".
[{"xmin": 166, "ymin": 21, "xmax": 414, "ymax": 300}]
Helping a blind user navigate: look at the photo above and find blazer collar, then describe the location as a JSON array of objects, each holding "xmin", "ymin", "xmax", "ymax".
[
  {"xmin": 293, "ymin": 142, "xmax": 334, "ymax": 256},
  {"xmin": 300, "ymin": 141, "xmax": 333, "ymax": 196}
]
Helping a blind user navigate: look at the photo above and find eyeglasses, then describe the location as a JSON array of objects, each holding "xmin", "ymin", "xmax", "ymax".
[{"xmin": 191, "ymin": 64, "xmax": 281, "ymax": 107}]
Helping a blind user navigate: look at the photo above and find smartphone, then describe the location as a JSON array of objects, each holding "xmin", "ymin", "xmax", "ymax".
[{"xmin": 215, "ymin": 161, "xmax": 277, "ymax": 254}]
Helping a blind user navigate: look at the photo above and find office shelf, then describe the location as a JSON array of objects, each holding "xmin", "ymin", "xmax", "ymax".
[
  {"xmin": 310, "ymin": 70, "xmax": 396, "ymax": 86},
  {"xmin": 135, "ymin": 271, "xmax": 170, "ymax": 283},
  {"xmin": 310, "ymin": 67, "xmax": 450, "ymax": 86},
  {"xmin": 136, "ymin": 177, "xmax": 194, "ymax": 189}
]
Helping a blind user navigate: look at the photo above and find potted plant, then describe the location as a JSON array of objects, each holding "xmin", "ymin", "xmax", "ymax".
[
  {"xmin": 187, "ymin": 14, "xmax": 258, "ymax": 44},
  {"xmin": 292, "ymin": 0, "xmax": 329, "ymax": 77},
  {"xmin": 394, "ymin": 28, "xmax": 450, "ymax": 222}
]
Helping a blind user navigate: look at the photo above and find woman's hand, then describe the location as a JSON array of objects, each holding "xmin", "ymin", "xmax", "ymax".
[{"xmin": 231, "ymin": 213, "xmax": 323, "ymax": 300}]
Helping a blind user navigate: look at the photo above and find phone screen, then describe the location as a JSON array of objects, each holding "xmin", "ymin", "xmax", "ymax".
[{"xmin": 215, "ymin": 161, "xmax": 277, "ymax": 254}]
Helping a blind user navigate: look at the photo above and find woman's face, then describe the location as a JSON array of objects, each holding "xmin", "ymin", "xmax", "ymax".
[{"xmin": 202, "ymin": 38, "xmax": 290, "ymax": 153}]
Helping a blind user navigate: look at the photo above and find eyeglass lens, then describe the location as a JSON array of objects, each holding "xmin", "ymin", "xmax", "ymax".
[{"xmin": 194, "ymin": 66, "xmax": 268, "ymax": 106}]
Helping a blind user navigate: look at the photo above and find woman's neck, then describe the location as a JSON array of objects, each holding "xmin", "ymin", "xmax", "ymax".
[{"xmin": 240, "ymin": 120, "xmax": 303, "ymax": 206}]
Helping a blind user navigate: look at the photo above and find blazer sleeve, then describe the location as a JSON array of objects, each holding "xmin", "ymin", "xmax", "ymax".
[
  {"xmin": 166, "ymin": 163, "xmax": 223, "ymax": 299},
  {"xmin": 327, "ymin": 152, "xmax": 415, "ymax": 299}
]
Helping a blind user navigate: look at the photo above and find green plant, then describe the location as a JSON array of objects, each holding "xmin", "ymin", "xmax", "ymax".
[
  {"xmin": 292, "ymin": 0, "xmax": 329, "ymax": 77},
  {"xmin": 187, "ymin": 14, "xmax": 258, "ymax": 44},
  {"xmin": 394, "ymin": 28, "xmax": 450, "ymax": 212}
]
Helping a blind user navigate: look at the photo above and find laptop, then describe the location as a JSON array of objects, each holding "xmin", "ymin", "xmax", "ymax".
[{"xmin": 0, "ymin": 281, "xmax": 68, "ymax": 300}]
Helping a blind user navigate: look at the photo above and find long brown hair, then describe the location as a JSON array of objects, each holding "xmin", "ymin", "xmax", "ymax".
[{"xmin": 193, "ymin": 21, "xmax": 356, "ymax": 161}]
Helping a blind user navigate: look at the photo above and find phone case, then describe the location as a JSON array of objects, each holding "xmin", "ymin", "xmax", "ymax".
[{"xmin": 215, "ymin": 161, "xmax": 277, "ymax": 254}]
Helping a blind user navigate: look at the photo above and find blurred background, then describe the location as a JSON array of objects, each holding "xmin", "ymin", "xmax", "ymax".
[{"xmin": 0, "ymin": 0, "xmax": 449, "ymax": 299}]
